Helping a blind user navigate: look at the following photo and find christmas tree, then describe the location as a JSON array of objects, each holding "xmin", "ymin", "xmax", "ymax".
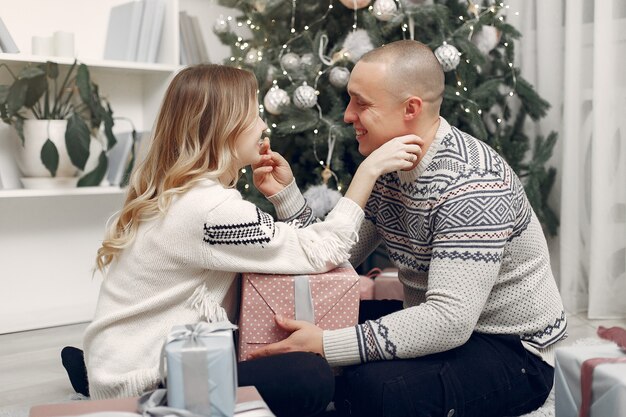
[{"xmin": 214, "ymin": 0, "xmax": 559, "ymax": 235}]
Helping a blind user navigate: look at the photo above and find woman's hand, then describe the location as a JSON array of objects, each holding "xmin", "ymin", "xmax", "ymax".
[
  {"xmin": 252, "ymin": 138, "xmax": 294, "ymax": 197},
  {"xmin": 360, "ymin": 134, "xmax": 424, "ymax": 178},
  {"xmin": 344, "ymin": 134, "xmax": 423, "ymax": 208}
]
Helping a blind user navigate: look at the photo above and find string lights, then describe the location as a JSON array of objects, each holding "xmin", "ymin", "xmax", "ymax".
[{"xmin": 228, "ymin": 0, "xmax": 521, "ymax": 192}]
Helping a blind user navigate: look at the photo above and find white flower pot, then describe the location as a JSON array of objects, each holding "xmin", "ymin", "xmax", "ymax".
[{"xmin": 15, "ymin": 119, "xmax": 78, "ymax": 178}]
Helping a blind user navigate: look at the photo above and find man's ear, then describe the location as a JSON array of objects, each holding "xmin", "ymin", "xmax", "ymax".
[{"xmin": 404, "ymin": 97, "xmax": 422, "ymax": 121}]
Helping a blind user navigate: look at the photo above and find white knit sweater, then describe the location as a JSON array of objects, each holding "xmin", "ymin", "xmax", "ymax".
[
  {"xmin": 273, "ymin": 118, "xmax": 568, "ymax": 368},
  {"xmin": 84, "ymin": 178, "xmax": 364, "ymax": 399}
]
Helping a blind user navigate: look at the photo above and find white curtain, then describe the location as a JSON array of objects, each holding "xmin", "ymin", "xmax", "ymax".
[{"xmin": 508, "ymin": 0, "xmax": 626, "ymax": 318}]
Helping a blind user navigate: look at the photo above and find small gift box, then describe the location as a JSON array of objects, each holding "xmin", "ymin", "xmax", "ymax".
[
  {"xmin": 239, "ymin": 265, "xmax": 360, "ymax": 361},
  {"xmin": 163, "ymin": 321, "xmax": 238, "ymax": 417},
  {"xmin": 359, "ymin": 268, "xmax": 404, "ymax": 301},
  {"xmin": 555, "ymin": 341, "xmax": 626, "ymax": 417}
]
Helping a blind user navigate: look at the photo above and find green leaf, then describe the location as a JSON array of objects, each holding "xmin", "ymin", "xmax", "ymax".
[
  {"xmin": 78, "ymin": 151, "xmax": 108, "ymax": 187},
  {"xmin": 102, "ymin": 103, "xmax": 116, "ymax": 150},
  {"xmin": 14, "ymin": 118, "xmax": 24, "ymax": 145},
  {"xmin": 18, "ymin": 66, "xmax": 45, "ymax": 79},
  {"xmin": 23, "ymin": 73, "xmax": 47, "ymax": 108},
  {"xmin": 44, "ymin": 62, "xmax": 59, "ymax": 79},
  {"xmin": 40, "ymin": 138, "xmax": 59, "ymax": 177},
  {"xmin": 7, "ymin": 78, "xmax": 27, "ymax": 114},
  {"xmin": 65, "ymin": 113, "xmax": 91, "ymax": 170},
  {"xmin": 0, "ymin": 85, "xmax": 10, "ymax": 104},
  {"xmin": 76, "ymin": 64, "xmax": 92, "ymax": 105}
]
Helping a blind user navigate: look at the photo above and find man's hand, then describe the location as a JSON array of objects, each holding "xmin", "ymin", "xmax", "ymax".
[
  {"xmin": 252, "ymin": 138, "xmax": 294, "ymax": 197},
  {"xmin": 247, "ymin": 315, "xmax": 324, "ymax": 360}
]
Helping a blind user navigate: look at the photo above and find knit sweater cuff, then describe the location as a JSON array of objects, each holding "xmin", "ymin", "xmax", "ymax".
[
  {"xmin": 323, "ymin": 327, "xmax": 362, "ymax": 367},
  {"xmin": 267, "ymin": 179, "xmax": 306, "ymax": 220},
  {"xmin": 326, "ymin": 198, "xmax": 364, "ymax": 225}
]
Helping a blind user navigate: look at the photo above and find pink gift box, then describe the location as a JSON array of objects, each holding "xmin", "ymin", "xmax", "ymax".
[
  {"xmin": 239, "ymin": 266, "xmax": 360, "ymax": 361},
  {"xmin": 359, "ymin": 268, "xmax": 404, "ymax": 301},
  {"xmin": 374, "ymin": 268, "xmax": 404, "ymax": 301}
]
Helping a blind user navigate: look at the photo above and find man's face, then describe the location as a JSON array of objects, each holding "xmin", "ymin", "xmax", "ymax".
[{"xmin": 344, "ymin": 61, "xmax": 409, "ymax": 156}]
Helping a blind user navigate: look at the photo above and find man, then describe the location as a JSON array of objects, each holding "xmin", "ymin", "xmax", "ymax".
[{"xmin": 251, "ymin": 40, "xmax": 567, "ymax": 417}]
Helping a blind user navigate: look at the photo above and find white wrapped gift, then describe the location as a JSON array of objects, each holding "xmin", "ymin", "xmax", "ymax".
[
  {"xmin": 555, "ymin": 342, "xmax": 626, "ymax": 417},
  {"xmin": 163, "ymin": 321, "xmax": 238, "ymax": 417}
]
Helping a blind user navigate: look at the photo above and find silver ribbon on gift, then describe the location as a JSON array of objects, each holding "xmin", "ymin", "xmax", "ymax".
[
  {"xmin": 160, "ymin": 321, "xmax": 237, "ymax": 416},
  {"xmin": 294, "ymin": 275, "xmax": 315, "ymax": 323}
]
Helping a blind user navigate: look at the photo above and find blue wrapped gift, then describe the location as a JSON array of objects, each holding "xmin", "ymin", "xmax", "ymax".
[{"xmin": 163, "ymin": 321, "xmax": 238, "ymax": 417}]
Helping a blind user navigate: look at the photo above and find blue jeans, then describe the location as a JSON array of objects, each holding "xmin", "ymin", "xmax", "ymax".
[{"xmin": 335, "ymin": 301, "xmax": 554, "ymax": 417}]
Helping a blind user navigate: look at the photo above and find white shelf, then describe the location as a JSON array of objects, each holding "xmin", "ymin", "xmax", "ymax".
[
  {"xmin": 0, "ymin": 186, "xmax": 126, "ymax": 199},
  {"xmin": 0, "ymin": 0, "xmax": 240, "ymax": 333},
  {"xmin": 0, "ymin": 52, "xmax": 180, "ymax": 75}
]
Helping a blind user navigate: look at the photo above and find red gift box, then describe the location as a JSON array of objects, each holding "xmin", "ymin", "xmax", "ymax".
[{"xmin": 238, "ymin": 266, "xmax": 360, "ymax": 361}]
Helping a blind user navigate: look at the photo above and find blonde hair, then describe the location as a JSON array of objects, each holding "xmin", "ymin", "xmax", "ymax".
[
  {"xmin": 96, "ymin": 64, "xmax": 258, "ymax": 271},
  {"xmin": 361, "ymin": 40, "xmax": 444, "ymax": 111}
]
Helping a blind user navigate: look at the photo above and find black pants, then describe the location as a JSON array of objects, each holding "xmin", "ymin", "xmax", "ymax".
[
  {"xmin": 62, "ymin": 349, "xmax": 332, "ymax": 417},
  {"xmin": 336, "ymin": 300, "xmax": 555, "ymax": 417}
]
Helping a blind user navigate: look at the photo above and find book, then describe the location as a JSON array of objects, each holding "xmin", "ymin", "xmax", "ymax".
[
  {"xmin": 0, "ymin": 16, "xmax": 19, "ymax": 53},
  {"xmin": 136, "ymin": 0, "xmax": 154, "ymax": 62},
  {"xmin": 146, "ymin": 0, "xmax": 167, "ymax": 62},
  {"xmin": 104, "ymin": 1, "xmax": 144, "ymax": 61},
  {"xmin": 179, "ymin": 11, "xmax": 197, "ymax": 65},
  {"xmin": 190, "ymin": 15, "xmax": 209, "ymax": 64},
  {"xmin": 137, "ymin": 0, "xmax": 165, "ymax": 62},
  {"xmin": 106, "ymin": 131, "xmax": 135, "ymax": 186}
]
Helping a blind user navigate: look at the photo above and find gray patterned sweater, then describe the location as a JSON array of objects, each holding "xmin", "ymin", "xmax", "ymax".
[{"xmin": 271, "ymin": 117, "xmax": 567, "ymax": 367}]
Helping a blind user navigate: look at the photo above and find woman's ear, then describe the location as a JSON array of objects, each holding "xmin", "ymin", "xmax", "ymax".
[{"xmin": 404, "ymin": 96, "xmax": 422, "ymax": 121}]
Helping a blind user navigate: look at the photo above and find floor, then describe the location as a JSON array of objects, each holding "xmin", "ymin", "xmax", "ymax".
[{"xmin": 0, "ymin": 313, "xmax": 625, "ymax": 416}]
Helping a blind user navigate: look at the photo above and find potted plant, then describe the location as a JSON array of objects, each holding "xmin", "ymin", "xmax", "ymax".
[{"xmin": 0, "ymin": 60, "xmax": 117, "ymax": 187}]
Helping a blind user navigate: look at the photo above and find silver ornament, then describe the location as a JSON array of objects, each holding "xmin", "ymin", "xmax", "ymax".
[
  {"xmin": 471, "ymin": 26, "xmax": 501, "ymax": 55},
  {"xmin": 372, "ymin": 0, "xmax": 397, "ymax": 21},
  {"xmin": 265, "ymin": 65, "xmax": 278, "ymax": 84},
  {"xmin": 300, "ymin": 53, "xmax": 315, "ymax": 68},
  {"xmin": 263, "ymin": 87, "xmax": 290, "ymax": 115},
  {"xmin": 293, "ymin": 83, "xmax": 318, "ymax": 109},
  {"xmin": 329, "ymin": 67, "xmax": 350, "ymax": 89},
  {"xmin": 213, "ymin": 16, "xmax": 229, "ymax": 34},
  {"xmin": 303, "ymin": 184, "xmax": 343, "ymax": 218},
  {"xmin": 280, "ymin": 53, "xmax": 301, "ymax": 72},
  {"xmin": 434, "ymin": 43, "xmax": 461, "ymax": 72},
  {"xmin": 243, "ymin": 48, "xmax": 259, "ymax": 66}
]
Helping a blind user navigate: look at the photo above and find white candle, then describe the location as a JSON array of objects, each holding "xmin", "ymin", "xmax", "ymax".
[
  {"xmin": 53, "ymin": 31, "xmax": 75, "ymax": 57},
  {"xmin": 31, "ymin": 36, "xmax": 54, "ymax": 56}
]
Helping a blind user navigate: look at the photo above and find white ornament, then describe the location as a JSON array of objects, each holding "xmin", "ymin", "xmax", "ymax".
[
  {"xmin": 336, "ymin": 29, "xmax": 375, "ymax": 63},
  {"xmin": 372, "ymin": 0, "xmax": 397, "ymax": 21},
  {"xmin": 434, "ymin": 43, "xmax": 461, "ymax": 72},
  {"xmin": 265, "ymin": 65, "xmax": 278, "ymax": 84},
  {"xmin": 471, "ymin": 26, "xmax": 501, "ymax": 55},
  {"xmin": 213, "ymin": 16, "xmax": 229, "ymax": 34},
  {"xmin": 329, "ymin": 67, "xmax": 350, "ymax": 89},
  {"xmin": 244, "ymin": 48, "xmax": 259, "ymax": 66},
  {"xmin": 280, "ymin": 53, "xmax": 301, "ymax": 71},
  {"xmin": 300, "ymin": 53, "xmax": 315, "ymax": 68},
  {"xmin": 293, "ymin": 82, "xmax": 318, "ymax": 109},
  {"xmin": 303, "ymin": 184, "xmax": 343, "ymax": 218},
  {"xmin": 338, "ymin": 0, "xmax": 371, "ymax": 9},
  {"xmin": 263, "ymin": 87, "xmax": 290, "ymax": 115}
]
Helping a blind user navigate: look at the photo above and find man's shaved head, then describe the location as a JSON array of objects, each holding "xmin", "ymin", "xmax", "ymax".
[{"xmin": 359, "ymin": 40, "xmax": 445, "ymax": 109}]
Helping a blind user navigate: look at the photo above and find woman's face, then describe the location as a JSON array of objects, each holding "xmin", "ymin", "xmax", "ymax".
[{"xmin": 234, "ymin": 109, "xmax": 267, "ymax": 169}]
